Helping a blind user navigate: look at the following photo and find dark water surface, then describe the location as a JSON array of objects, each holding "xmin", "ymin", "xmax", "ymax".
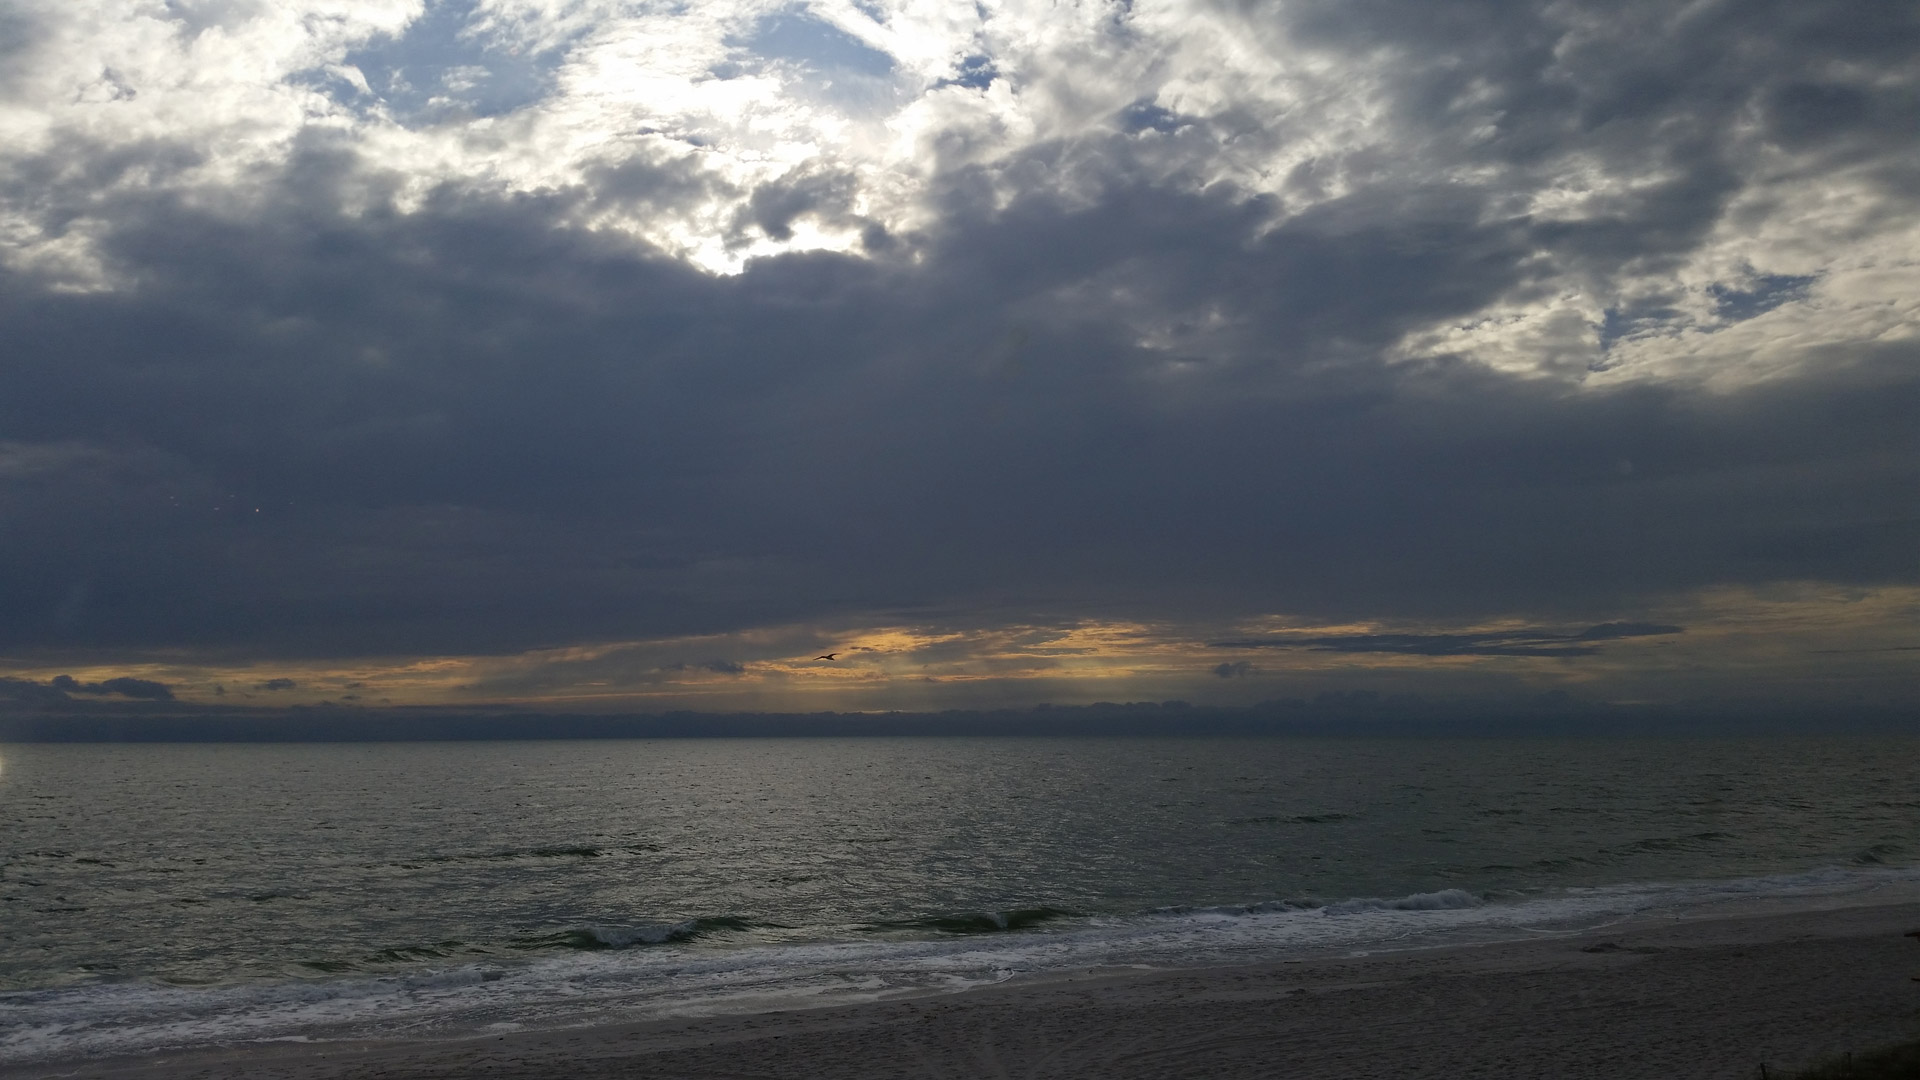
[{"xmin": 3, "ymin": 736, "xmax": 1917, "ymax": 1059}]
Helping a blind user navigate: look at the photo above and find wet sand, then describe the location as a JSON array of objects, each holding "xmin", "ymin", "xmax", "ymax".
[{"xmin": 19, "ymin": 898, "xmax": 1920, "ymax": 1080}]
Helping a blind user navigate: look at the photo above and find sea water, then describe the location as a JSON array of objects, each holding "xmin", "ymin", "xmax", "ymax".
[{"xmin": 3, "ymin": 736, "xmax": 1917, "ymax": 1062}]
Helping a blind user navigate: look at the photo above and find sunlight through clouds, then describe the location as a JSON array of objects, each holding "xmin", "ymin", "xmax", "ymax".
[
  {"xmin": 9, "ymin": 1, "xmax": 1909, "ymax": 378},
  {"xmin": 6, "ymin": 586, "xmax": 1911, "ymax": 713},
  {"xmin": 6, "ymin": 0, "xmax": 1912, "ymax": 378},
  {"xmin": 0, "ymin": 0, "xmax": 1914, "ymax": 715}
]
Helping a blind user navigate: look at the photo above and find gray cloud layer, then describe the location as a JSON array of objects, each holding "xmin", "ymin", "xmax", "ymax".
[
  {"xmin": 0, "ymin": 0, "xmax": 1915, "ymax": 678},
  {"xmin": 1213, "ymin": 623, "xmax": 1684, "ymax": 658}
]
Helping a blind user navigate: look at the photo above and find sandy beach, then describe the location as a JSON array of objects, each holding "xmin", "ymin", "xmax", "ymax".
[{"xmin": 17, "ymin": 895, "xmax": 1919, "ymax": 1080}]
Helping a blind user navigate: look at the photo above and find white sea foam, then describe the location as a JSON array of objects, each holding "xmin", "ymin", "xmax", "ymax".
[
  {"xmin": 5, "ymin": 863, "xmax": 1918, "ymax": 1066},
  {"xmin": 1322, "ymin": 888, "xmax": 1482, "ymax": 914}
]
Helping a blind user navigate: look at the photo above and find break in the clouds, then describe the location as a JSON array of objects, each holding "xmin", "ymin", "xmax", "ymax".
[{"xmin": 0, "ymin": 0, "xmax": 1915, "ymax": 713}]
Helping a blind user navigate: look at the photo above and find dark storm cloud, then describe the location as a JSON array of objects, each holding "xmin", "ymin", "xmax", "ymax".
[
  {"xmin": 48, "ymin": 675, "xmax": 175, "ymax": 700},
  {"xmin": 0, "ymin": 0, "xmax": 1915, "ymax": 682},
  {"xmin": 1212, "ymin": 624, "xmax": 1683, "ymax": 659},
  {"xmin": 0, "ymin": 677, "xmax": 72, "ymax": 707},
  {"xmin": 737, "ymin": 169, "xmax": 863, "ymax": 244},
  {"xmin": 0, "ymin": 187, "xmax": 1910, "ymax": 655}
]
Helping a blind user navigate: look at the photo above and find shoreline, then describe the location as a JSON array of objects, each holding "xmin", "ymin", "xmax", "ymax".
[{"xmin": 17, "ymin": 894, "xmax": 1920, "ymax": 1080}]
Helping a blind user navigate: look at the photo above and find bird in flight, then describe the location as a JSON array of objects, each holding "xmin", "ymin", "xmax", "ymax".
[{"xmin": 814, "ymin": 652, "xmax": 839, "ymax": 660}]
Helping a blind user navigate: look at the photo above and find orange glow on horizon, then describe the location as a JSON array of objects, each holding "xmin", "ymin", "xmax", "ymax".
[{"xmin": 2, "ymin": 585, "xmax": 1913, "ymax": 712}]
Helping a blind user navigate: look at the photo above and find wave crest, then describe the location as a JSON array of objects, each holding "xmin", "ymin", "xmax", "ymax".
[{"xmin": 1323, "ymin": 888, "xmax": 1482, "ymax": 915}]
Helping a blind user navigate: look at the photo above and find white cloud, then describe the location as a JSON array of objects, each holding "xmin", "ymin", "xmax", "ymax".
[{"xmin": 1, "ymin": 0, "xmax": 1914, "ymax": 383}]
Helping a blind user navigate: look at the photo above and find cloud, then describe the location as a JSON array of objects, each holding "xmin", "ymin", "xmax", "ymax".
[
  {"xmin": 48, "ymin": 674, "xmax": 175, "ymax": 699},
  {"xmin": 0, "ymin": 157, "xmax": 1911, "ymax": 662},
  {"xmin": 0, "ymin": 0, "xmax": 1912, "ymax": 709},
  {"xmin": 257, "ymin": 678, "xmax": 299, "ymax": 691},
  {"xmin": 1212, "ymin": 624, "xmax": 1684, "ymax": 658},
  {"xmin": 0, "ymin": 677, "xmax": 70, "ymax": 706},
  {"xmin": 1574, "ymin": 622, "xmax": 1687, "ymax": 642}
]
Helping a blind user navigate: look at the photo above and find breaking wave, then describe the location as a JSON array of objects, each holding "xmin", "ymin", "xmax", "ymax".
[
  {"xmin": 1323, "ymin": 888, "xmax": 1482, "ymax": 914},
  {"xmin": 5, "ymin": 864, "xmax": 1918, "ymax": 1067}
]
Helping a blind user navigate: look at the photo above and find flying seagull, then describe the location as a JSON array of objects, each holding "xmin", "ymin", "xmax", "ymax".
[{"xmin": 814, "ymin": 652, "xmax": 839, "ymax": 660}]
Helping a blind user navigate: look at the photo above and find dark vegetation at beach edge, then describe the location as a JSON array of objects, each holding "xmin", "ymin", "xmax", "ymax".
[{"xmin": 0, "ymin": 695, "xmax": 1915, "ymax": 741}]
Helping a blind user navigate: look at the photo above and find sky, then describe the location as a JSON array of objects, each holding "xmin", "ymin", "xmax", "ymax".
[{"xmin": 0, "ymin": 0, "xmax": 1915, "ymax": 717}]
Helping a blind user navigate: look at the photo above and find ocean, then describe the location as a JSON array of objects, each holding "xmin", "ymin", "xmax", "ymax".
[{"xmin": 4, "ymin": 736, "xmax": 1917, "ymax": 1063}]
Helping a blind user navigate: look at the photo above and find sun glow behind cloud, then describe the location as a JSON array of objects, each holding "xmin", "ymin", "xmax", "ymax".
[{"xmin": 8, "ymin": 586, "xmax": 1913, "ymax": 713}]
